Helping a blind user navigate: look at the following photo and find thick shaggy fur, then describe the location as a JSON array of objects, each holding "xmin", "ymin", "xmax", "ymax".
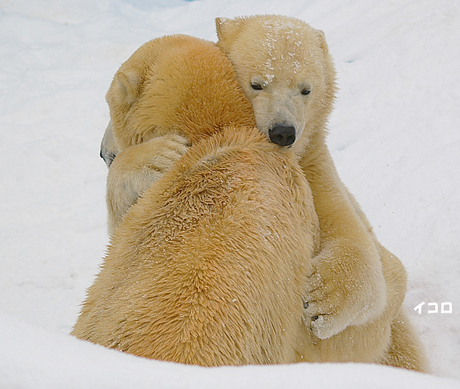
[
  {"xmin": 73, "ymin": 35, "xmax": 319, "ymax": 366},
  {"xmin": 101, "ymin": 35, "xmax": 256, "ymax": 233},
  {"xmin": 216, "ymin": 15, "xmax": 427, "ymax": 371}
]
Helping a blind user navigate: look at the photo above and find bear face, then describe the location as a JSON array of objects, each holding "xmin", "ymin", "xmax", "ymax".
[{"xmin": 216, "ymin": 15, "xmax": 336, "ymax": 155}]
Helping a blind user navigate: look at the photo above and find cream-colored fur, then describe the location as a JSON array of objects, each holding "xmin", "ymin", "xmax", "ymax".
[
  {"xmin": 106, "ymin": 131, "xmax": 189, "ymax": 232},
  {"xmin": 216, "ymin": 15, "xmax": 427, "ymax": 371},
  {"xmin": 73, "ymin": 35, "xmax": 320, "ymax": 366}
]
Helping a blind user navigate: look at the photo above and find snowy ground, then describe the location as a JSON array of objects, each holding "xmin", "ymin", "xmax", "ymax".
[{"xmin": 0, "ymin": 0, "xmax": 459, "ymax": 387}]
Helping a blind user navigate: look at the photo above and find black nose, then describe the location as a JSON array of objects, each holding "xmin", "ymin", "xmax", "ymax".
[
  {"xmin": 269, "ymin": 125, "xmax": 296, "ymax": 146},
  {"xmin": 100, "ymin": 148, "xmax": 116, "ymax": 168}
]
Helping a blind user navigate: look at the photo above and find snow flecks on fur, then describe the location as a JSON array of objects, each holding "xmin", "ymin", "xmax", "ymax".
[{"xmin": 259, "ymin": 19, "xmax": 315, "ymax": 77}]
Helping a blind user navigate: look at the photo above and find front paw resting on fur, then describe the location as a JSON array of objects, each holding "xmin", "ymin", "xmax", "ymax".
[
  {"xmin": 106, "ymin": 133, "xmax": 190, "ymax": 233},
  {"xmin": 303, "ymin": 240, "xmax": 387, "ymax": 340}
]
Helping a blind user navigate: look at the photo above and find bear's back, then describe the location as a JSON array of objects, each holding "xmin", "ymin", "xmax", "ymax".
[{"xmin": 73, "ymin": 127, "xmax": 318, "ymax": 366}]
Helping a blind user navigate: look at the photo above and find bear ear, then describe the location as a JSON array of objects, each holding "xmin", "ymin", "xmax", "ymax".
[
  {"xmin": 216, "ymin": 17, "xmax": 245, "ymax": 53},
  {"xmin": 107, "ymin": 68, "xmax": 142, "ymax": 107},
  {"xmin": 316, "ymin": 29, "xmax": 330, "ymax": 56}
]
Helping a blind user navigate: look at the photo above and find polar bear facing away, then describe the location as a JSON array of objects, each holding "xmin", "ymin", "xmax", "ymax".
[
  {"xmin": 72, "ymin": 35, "xmax": 319, "ymax": 366},
  {"xmin": 216, "ymin": 15, "xmax": 428, "ymax": 371}
]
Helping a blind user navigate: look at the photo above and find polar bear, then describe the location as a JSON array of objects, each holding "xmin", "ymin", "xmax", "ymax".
[
  {"xmin": 73, "ymin": 35, "xmax": 320, "ymax": 366},
  {"xmin": 216, "ymin": 15, "xmax": 427, "ymax": 371}
]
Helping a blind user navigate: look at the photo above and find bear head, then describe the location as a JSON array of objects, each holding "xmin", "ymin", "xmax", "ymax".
[
  {"xmin": 216, "ymin": 15, "xmax": 337, "ymax": 155},
  {"xmin": 101, "ymin": 34, "xmax": 256, "ymax": 166}
]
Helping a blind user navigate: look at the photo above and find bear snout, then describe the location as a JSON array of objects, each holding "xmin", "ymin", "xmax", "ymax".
[
  {"xmin": 269, "ymin": 125, "xmax": 296, "ymax": 146},
  {"xmin": 100, "ymin": 148, "xmax": 117, "ymax": 168}
]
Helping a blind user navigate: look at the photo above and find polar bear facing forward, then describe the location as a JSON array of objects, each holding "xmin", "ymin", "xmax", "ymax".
[{"xmin": 216, "ymin": 15, "xmax": 428, "ymax": 371}]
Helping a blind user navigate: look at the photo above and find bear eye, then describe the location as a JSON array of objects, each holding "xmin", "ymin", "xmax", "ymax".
[
  {"xmin": 251, "ymin": 82, "xmax": 263, "ymax": 91},
  {"xmin": 301, "ymin": 88, "xmax": 311, "ymax": 96}
]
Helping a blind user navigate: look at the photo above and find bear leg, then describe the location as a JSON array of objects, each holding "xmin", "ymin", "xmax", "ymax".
[{"xmin": 380, "ymin": 310, "xmax": 429, "ymax": 373}]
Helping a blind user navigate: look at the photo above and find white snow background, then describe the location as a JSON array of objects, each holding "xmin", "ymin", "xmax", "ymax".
[{"xmin": 0, "ymin": 0, "xmax": 459, "ymax": 387}]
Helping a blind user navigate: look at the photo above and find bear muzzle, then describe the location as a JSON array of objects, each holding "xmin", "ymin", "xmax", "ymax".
[{"xmin": 100, "ymin": 147, "xmax": 117, "ymax": 167}]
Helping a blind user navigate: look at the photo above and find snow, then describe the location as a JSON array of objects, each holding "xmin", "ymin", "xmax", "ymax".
[{"xmin": 0, "ymin": 0, "xmax": 459, "ymax": 387}]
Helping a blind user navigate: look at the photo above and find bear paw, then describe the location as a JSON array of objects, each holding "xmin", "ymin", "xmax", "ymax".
[
  {"xmin": 106, "ymin": 133, "xmax": 190, "ymax": 233},
  {"xmin": 303, "ymin": 245, "xmax": 386, "ymax": 340},
  {"xmin": 302, "ymin": 270, "xmax": 352, "ymax": 339}
]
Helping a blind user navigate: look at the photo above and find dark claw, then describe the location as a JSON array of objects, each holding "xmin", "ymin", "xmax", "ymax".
[
  {"xmin": 303, "ymin": 301, "xmax": 309, "ymax": 309},
  {"xmin": 312, "ymin": 315, "xmax": 319, "ymax": 321}
]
